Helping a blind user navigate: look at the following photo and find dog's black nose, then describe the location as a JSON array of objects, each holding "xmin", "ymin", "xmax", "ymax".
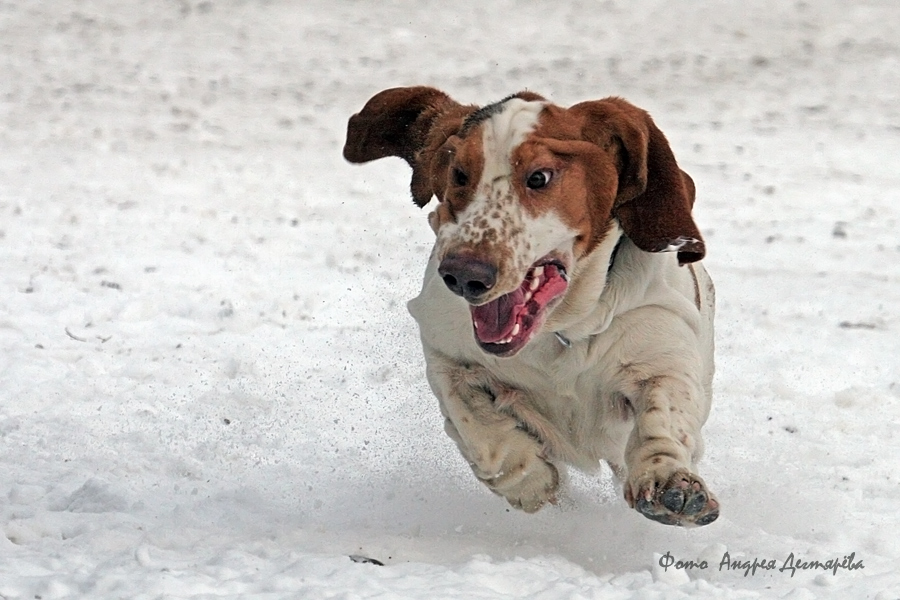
[{"xmin": 438, "ymin": 255, "xmax": 497, "ymax": 302}]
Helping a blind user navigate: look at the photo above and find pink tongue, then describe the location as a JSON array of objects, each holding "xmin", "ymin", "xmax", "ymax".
[
  {"xmin": 470, "ymin": 264, "xmax": 568, "ymax": 344},
  {"xmin": 471, "ymin": 287, "xmax": 525, "ymax": 343},
  {"xmin": 533, "ymin": 268, "xmax": 568, "ymax": 305}
]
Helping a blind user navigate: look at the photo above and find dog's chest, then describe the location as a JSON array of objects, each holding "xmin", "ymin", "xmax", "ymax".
[{"xmin": 409, "ymin": 264, "xmax": 619, "ymax": 403}]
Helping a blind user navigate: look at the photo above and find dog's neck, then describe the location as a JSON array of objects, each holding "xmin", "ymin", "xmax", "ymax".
[
  {"xmin": 545, "ymin": 223, "xmax": 627, "ymax": 343},
  {"xmin": 553, "ymin": 235, "xmax": 623, "ymax": 348}
]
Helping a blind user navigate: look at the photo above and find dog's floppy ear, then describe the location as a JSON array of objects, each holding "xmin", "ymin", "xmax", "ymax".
[
  {"xmin": 570, "ymin": 97, "xmax": 705, "ymax": 264},
  {"xmin": 343, "ymin": 86, "xmax": 474, "ymax": 208}
]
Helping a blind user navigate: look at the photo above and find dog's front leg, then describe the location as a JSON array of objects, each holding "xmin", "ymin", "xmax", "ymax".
[
  {"xmin": 425, "ymin": 358, "xmax": 559, "ymax": 513},
  {"xmin": 623, "ymin": 375, "xmax": 720, "ymax": 526}
]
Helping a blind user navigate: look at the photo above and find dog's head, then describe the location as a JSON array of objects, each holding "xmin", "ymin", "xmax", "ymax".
[{"xmin": 344, "ymin": 86, "xmax": 704, "ymax": 357}]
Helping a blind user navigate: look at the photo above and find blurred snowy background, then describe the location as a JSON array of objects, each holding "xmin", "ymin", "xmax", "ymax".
[{"xmin": 1, "ymin": 0, "xmax": 899, "ymax": 597}]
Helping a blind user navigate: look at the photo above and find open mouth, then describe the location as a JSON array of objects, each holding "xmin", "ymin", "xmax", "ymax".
[{"xmin": 470, "ymin": 258, "xmax": 569, "ymax": 357}]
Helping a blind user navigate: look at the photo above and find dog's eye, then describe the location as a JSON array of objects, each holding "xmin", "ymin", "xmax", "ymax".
[
  {"xmin": 526, "ymin": 169, "xmax": 552, "ymax": 190},
  {"xmin": 452, "ymin": 168, "xmax": 469, "ymax": 187}
]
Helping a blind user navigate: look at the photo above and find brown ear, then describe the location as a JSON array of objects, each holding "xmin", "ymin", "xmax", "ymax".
[
  {"xmin": 570, "ymin": 97, "xmax": 705, "ymax": 264},
  {"xmin": 343, "ymin": 86, "xmax": 474, "ymax": 208}
]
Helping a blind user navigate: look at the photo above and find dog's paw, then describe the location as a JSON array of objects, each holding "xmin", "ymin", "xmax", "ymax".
[
  {"xmin": 468, "ymin": 430, "xmax": 559, "ymax": 513},
  {"xmin": 625, "ymin": 468, "xmax": 719, "ymax": 527}
]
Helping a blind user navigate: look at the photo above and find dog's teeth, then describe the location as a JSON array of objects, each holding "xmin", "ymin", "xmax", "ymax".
[
  {"xmin": 524, "ymin": 291, "xmax": 532, "ymax": 303},
  {"xmin": 533, "ymin": 266, "xmax": 544, "ymax": 278},
  {"xmin": 512, "ymin": 323, "xmax": 520, "ymax": 336},
  {"xmin": 560, "ymin": 270, "xmax": 569, "ymax": 282},
  {"xmin": 474, "ymin": 321, "xmax": 479, "ymax": 329},
  {"xmin": 529, "ymin": 277, "xmax": 540, "ymax": 292}
]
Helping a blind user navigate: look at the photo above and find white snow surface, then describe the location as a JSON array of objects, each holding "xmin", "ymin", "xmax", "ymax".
[{"xmin": 2, "ymin": 1, "xmax": 900, "ymax": 598}]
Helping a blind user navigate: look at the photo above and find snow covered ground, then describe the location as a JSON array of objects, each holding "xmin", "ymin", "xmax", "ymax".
[{"xmin": 1, "ymin": 0, "xmax": 899, "ymax": 597}]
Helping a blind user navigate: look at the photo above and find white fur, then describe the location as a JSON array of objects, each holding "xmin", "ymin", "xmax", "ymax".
[
  {"xmin": 409, "ymin": 230, "xmax": 717, "ymax": 519},
  {"xmin": 479, "ymin": 98, "xmax": 545, "ymax": 186}
]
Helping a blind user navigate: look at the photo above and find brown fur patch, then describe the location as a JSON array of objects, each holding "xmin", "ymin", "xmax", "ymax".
[
  {"xmin": 568, "ymin": 98, "xmax": 705, "ymax": 263},
  {"xmin": 343, "ymin": 86, "xmax": 477, "ymax": 208},
  {"xmin": 431, "ymin": 132, "xmax": 486, "ymax": 223}
]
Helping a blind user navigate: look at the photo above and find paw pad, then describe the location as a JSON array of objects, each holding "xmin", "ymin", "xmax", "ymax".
[{"xmin": 631, "ymin": 471, "xmax": 719, "ymax": 527}]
